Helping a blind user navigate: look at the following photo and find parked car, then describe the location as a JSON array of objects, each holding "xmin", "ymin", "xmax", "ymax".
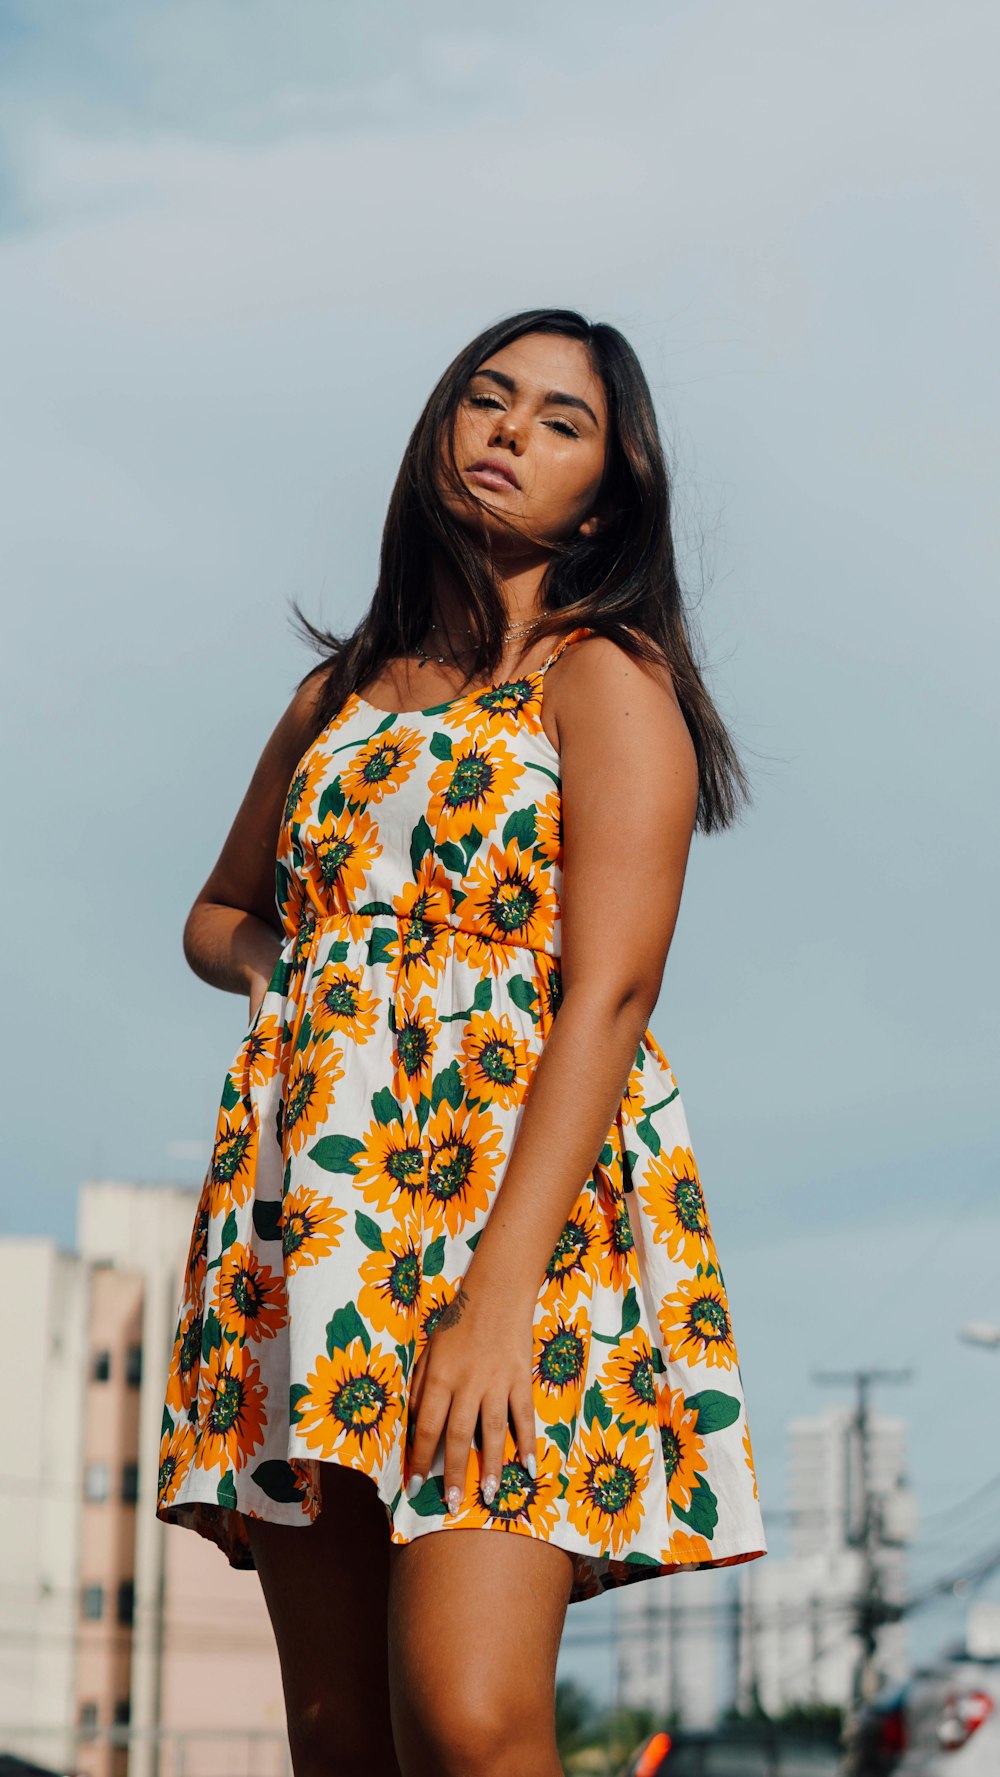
[
  {"xmin": 890, "ymin": 1654, "xmax": 999, "ymax": 1774},
  {"xmin": 622, "ymin": 1727, "xmax": 841, "ymax": 1775}
]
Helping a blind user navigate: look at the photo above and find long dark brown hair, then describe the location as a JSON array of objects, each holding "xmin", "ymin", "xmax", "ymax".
[{"xmin": 292, "ymin": 307, "xmax": 749, "ymax": 832}]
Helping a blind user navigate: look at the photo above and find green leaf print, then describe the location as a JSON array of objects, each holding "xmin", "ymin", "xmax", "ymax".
[
  {"xmin": 253, "ymin": 1199, "xmax": 282, "ymax": 1241},
  {"xmin": 252, "ymin": 1460, "xmax": 307, "ymax": 1504},
  {"xmin": 355, "ymin": 1211, "xmax": 384, "ymax": 1253},
  {"xmin": 395, "ymin": 1342, "xmax": 412, "ymax": 1380},
  {"xmin": 309, "ymin": 1134, "xmax": 364, "ymax": 1174},
  {"xmin": 429, "ymin": 733, "xmax": 454, "ymax": 761},
  {"xmin": 620, "ymin": 1287, "xmax": 640, "ymax": 1335},
  {"xmin": 326, "ymin": 1301, "xmax": 371, "ymax": 1357},
  {"xmin": 371, "ymin": 1088, "xmax": 404, "ymax": 1127},
  {"xmin": 683, "ymin": 1391, "xmax": 741, "ymax": 1435},
  {"xmin": 672, "ymin": 1475, "xmax": 719, "ymax": 1539},
  {"xmin": 317, "ymin": 779, "xmax": 345, "ymax": 822},
  {"xmin": 466, "ymin": 1229, "xmax": 483, "ymax": 1251},
  {"xmin": 201, "ymin": 1311, "xmax": 223, "ymax": 1362},
  {"xmin": 436, "ymin": 841, "xmax": 466, "ymax": 875},
  {"xmin": 502, "ymin": 806, "xmax": 536, "ymax": 848},
  {"xmin": 327, "ymin": 940, "xmax": 350, "ymax": 963},
  {"xmin": 409, "ymin": 1475, "xmax": 448, "ymax": 1517},
  {"xmin": 459, "ymin": 825, "xmax": 484, "ymax": 867},
  {"xmin": 423, "ymin": 1234, "xmax": 445, "ymax": 1277},
  {"xmin": 415, "ymin": 1094, "xmax": 431, "ymax": 1132},
  {"xmin": 221, "ymin": 1074, "xmax": 241, "ymax": 1112},
  {"xmin": 430, "ymin": 1060, "xmax": 464, "ymax": 1112},
  {"xmin": 356, "ymin": 901, "xmax": 394, "ymax": 916},
  {"xmin": 635, "ymin": 1116, "xmax": 661, "ymax": 1156},
  {"xmin": 161, "ymin": 1405, "xmax": 173, "ymax": 1440},
  {"xmin": 367, "ymin": 927, "xmax": 396, "ymax": 967},
  {"xmin": 651, "ymin": 1348, "xmax": 666, "ymax": 1373},
  {"xmin": 219, "ymin": 1210, "xmax": 238, "ymax": 1251},
  {"xmin": 373, "ymin": 713, "xmax": 398, "ymax": 736},
  {"xmin": 289, "ymin": 1383, "xmax": 310, "ymax": 1426},
  {"xmin": 583, "ymin": 1382, "xmax": 612, "ymax": 1432},
  {"xmin": 472, "ymin": 978, "xmax": 492, "ymax": 1011},
  {"xmin": 507, "ymin": 975, "xmax": 539, "ymax": 1017},
  {"xmin": 269, "ymin": 959, "xmax": 292, "ymax": 997},
  {"xmin": 545, "ymin": 1421, "xmax": 572, "ymax": 1457},
  {"xmin": 624, "ymin": 1551, "xmax": 661, "ymax": 1567},
  {"xmin": 409, "ymin": 815, "xmax": 434, "ymax": 876},
  {"xmin": 294, "ymin": 1012, "xmax": 313, "ymax": 1054},
  {"xmin": 216, "ymin": 1473, "xmax": 238, "ymax": 1510}
]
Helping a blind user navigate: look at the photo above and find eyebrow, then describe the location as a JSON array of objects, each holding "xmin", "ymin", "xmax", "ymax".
[{"xmin": 471, "ymin": 365, "xmax": 601, "ymax": 430}]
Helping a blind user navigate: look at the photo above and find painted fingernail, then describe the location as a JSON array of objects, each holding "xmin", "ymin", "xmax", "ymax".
[
  {"xmin": 447, "ymin": 1486, "xmax": 461, "ymax": 1515},
  {"xmin": 406, "ymin": 1473, "xmax": 424, "ymax": 1500},
  {"xmin": 525, "ymin": 1453, "xmax": 537, "ymax": 1479},
  {"xmin": 482, "ymin": 1473, "xmax": 499, "ymax": 1506}
]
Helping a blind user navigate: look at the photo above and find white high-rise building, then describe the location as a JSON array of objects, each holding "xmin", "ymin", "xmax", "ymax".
[{"xmin": 739, "ymin": 1405, "xmax": 912, "ymax": 1717}]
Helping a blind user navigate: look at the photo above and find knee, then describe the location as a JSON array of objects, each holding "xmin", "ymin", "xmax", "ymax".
[
  {"xmin": 395, "ymin": 1687, "xmax": 541, "ymax": 1777},
  {"xmin": 288, "ymin": 1694, "xmax": 399, "ymax": 1777}
]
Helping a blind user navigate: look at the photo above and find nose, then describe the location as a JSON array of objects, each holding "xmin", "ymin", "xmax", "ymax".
[{"xmin": 489, "ymin": 412, "xmax": 524, "ymax": 454}]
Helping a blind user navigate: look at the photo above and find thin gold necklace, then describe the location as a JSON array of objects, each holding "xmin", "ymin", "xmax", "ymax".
[{"xmin": 416, "ymin": 617, "xmax": 538, "ymax": 668}]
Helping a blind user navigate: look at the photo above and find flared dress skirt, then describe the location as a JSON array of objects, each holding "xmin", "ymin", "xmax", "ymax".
[{"xmin": 156, "ymin": 627, "xmax": 767, "ymax": 1602}]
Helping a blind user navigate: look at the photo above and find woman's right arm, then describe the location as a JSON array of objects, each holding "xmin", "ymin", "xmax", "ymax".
[{"xmin": 183, "ymin": 664, "xmax": 332, "ymax": 1019}]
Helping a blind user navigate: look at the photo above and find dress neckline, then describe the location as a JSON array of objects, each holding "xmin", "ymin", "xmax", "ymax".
[{"xmin": 351, "ymin": 665, "xmax": 548, "ymax": 723}]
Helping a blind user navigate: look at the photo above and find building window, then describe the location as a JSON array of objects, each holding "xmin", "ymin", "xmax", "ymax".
[
  {"xmin": 84, "ymin": 1461, "xmax": 110, "ymax": 1502},
  {"xmin": 117, "ymin": 1579, "xmax": 135, "ymax": 1627},
  {"xmin": 125, "ymin": 1344, "xmax": 143, "ymax": 1387},
  {"xmin": 92, "ymin": 1350, "xmax": 111, "ymax": 1382},
  {"xmin": 113, "ymin": 1698, "xmax": 131, "ymax": 1727},
  {"xmin": 78, "ymin": 1700, "xmax": 99, "ymax": 1740},
  {"xmin": 81, "ymin": 1584, "xmax": 104, "ymax": 1621},
  {"xmin": 121, "ymin": 1462, "xmax": 140, "ymax": 1504}
]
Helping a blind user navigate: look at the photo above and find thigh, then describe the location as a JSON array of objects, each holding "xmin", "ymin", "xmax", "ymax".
[
  {"xmin": 245, "ymin": 1461, "xmax": 401, "ymax": 1777},
  {"xmin": 387, "ymin": 1527, "xmax": 574, "ymax": 1777}
]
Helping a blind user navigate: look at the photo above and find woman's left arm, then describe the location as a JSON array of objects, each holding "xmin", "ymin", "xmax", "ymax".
[{"xmin": 406, "ymin": 638, "xmax": 700, "ymax": 1512}]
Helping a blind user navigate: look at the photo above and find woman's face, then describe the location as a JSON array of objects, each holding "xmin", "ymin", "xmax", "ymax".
[{"xmin": 439, "ymin": 331, "xmax": 608, "ymax": 551}]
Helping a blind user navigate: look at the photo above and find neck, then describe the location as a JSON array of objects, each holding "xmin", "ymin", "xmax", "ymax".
[{"xmin": 427, "ymin": 551, "xmax": 549, "ymax": 635}]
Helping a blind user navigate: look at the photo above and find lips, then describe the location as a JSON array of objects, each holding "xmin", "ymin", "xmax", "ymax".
[{"xmin": 465, "ymin": 458, "xmax": 521, "ymax": 491}]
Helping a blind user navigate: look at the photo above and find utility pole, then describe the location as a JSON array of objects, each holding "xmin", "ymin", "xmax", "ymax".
[{"xmin": 814, "ymin": 1369, "xmax": 912, "ymax": 1717}]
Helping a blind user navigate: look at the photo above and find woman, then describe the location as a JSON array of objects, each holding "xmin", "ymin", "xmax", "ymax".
[{"xmin": 157, "ymin": 308, "xmax": 766, "ymax": 1777}]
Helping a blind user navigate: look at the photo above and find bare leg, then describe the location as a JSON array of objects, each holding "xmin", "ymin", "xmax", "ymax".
[
  {"xmin": 244, "ymin": 1462, "xmax": 401, "ymax": 1777},
  {"xmin": 387, "ymin": 1527, "xmax": 574, "ymax": 1777}
]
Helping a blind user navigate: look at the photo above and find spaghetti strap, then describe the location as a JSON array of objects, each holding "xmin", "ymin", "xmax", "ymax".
[{"xmin": 538, "ymin": 625, "xmax": 594, "ymax": 675}]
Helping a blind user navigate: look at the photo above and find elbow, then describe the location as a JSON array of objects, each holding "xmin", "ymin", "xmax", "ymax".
[{"xmin": 561, "ymin": 969, "xmax": 663, "ymax": 1041}]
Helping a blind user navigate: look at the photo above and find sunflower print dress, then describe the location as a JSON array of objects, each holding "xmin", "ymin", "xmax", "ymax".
[{"xmin": 157, "ymin": 626, "xmax": 767, "ymax": 1601}]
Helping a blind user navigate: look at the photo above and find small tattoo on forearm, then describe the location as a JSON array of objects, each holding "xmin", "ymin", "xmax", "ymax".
[{"xmin": 436, "ymin": 1285, "xmax": 470, "ymax": 1332}]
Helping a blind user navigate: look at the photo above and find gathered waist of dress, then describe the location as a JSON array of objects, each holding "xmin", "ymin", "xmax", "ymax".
[{"xmin": 283, "ymin": 900, "xmax": 561, "ymax": 963}]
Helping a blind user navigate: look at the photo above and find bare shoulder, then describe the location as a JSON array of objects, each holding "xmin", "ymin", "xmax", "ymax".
[{"xmin": 547, "ymin": 629, "xmax": 696, "ymax": 774}]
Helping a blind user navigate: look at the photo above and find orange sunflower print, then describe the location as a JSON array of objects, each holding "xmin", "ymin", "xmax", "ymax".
[
  {"xmin": 639, "ymin": 1145, "xmax": 717, "ymax": 1268},
  {"xmin": 540, "ymin": 1196, "xmax": 602, "ymax": 1307},
  {"xmin": 165, "ymin": 1307, "xmax": 203, "ymax": 1415},
  {"xmin": 157, "ymin": 1422, "xmax": 196, "ymax": 1508},
  {"xmin": 295, "ymin": 1337, "xmax": 402, "ymax": 1468},
  {"xmin": 311, "ymin": 805, "xmax": 381, "ymax": 904},
  {"xmin": 657, "ymin": 1385, "xmax": 708, "ymax": 1513},
  {"xmin": 659, "ymin": 1269, "xmax": 737, "ymax": 1371},
  {"xmin": 194, "ymin": 1344, "xmax": 267, "ymax": 1475},
  {"xmin": 443, "ymin": 675, "xmax": 545, "ymax": 739},
  {"xmin": 341, "ymin": 724, "xmax": 422, "ymax": 807},
  {"xmin": 459, "ymin": 1009, "xmax": 529, "ymax": 1108},
  {"xmin": 207, "ymin": 1102, "xmax": 259, "ymax": 1216},
  {"xmin": 663, "ymin": 1528, "xmax": 712, "ymax": 1565},
  {"xmin": 424, "ymin": 1099, "xmax": 505, "ymax": 1237},
  {"xmin": 353, "ymin": 1112, "xmax": 427, "ymax": 1216},
  {"xmin": 533, "ymin": 1305, "xmax": 590, "ymax": 1421},
  {"xmin": 282, "ymin": 745, "xmax": 331, "ymax": 827},
  {"xmin": 239, "ymin": 1013, "xmax": 281, "ymax": 1096},
  {"xmin": 310, "ymin": 965, "xmax": 379, "ymax": 1046},
  {"xmin": 213, "ymin": 1243, "xmax": 287, "ymax": 1344},
  {"xmin": 280, "ymin": 1185, "xmax": 347, "ymax": 1275},
  {"xmin": 391, "ymin": 861, "xmax": 453, "ymax": 993},
  {"xmin": 461, "ymin": 1441, "xmax": 562, "ymax": 1535},
  {"xmin": 566, "ymin": 1419, "xmax": 652, "ymax": 1555},
  {"xmin": 426, "ymin": 735, "xmax": 523, "ymax": 841},
  {"xmin": 357, "ymin": 1219, "xmax": 424, "ymax": 1342},
  {"xmin": 459, "ymin": 837, "xmax": 557, "ymax": 963},
  {"xmin": 599, "ymin": 1328, "xmax": 658, "ymax": 1431},
  {"xmin": 533, "ymin": 789, "xmax": 562, "ymax": 865},
  {"xmin": 392, "ymin": 993, "xmax": 440, "ymax": 1102},
  {"xmin": 280, "ymin": 1038, "xmax": 345, "ymax": 1158}
]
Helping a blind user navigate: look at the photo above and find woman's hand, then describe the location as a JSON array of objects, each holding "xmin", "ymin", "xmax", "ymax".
[{"xmin": 405, "ymin": 1282, "xmax": 537, "ymax": 1514}]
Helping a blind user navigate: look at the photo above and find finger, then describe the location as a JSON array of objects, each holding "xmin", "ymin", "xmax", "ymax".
[
  {"xmin": 478, "ymin": 1392, "xmax": 509, "ymax": 1509},
  {"xmin": 405, "ymin": 1348, "xmax": 426, "ymax": 1449},
  {"xmin": 510, "ymin": 1380, "xmax": 538, "ymax": 1481},
  {"xmin": 406, "ymin": 1375, "xmax": 449, "ymax": 1499},
  {"xmin": 444, "ymin": 1396, "xmax": 478, "ymax": 1517}
]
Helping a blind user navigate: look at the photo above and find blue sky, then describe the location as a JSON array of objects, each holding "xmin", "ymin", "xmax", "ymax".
[{"xmin": 1, "ymin": 0, "xmax": 997, "ymax": 1695}]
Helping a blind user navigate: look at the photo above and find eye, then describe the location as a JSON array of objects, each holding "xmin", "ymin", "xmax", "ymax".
[
  {"xmin": 544, "ymin": 419, "xmax": 580, "ymax": 439},
  {"xmin": 468, "ymin": 392, "xmax": 505, "ymax": 411}
]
